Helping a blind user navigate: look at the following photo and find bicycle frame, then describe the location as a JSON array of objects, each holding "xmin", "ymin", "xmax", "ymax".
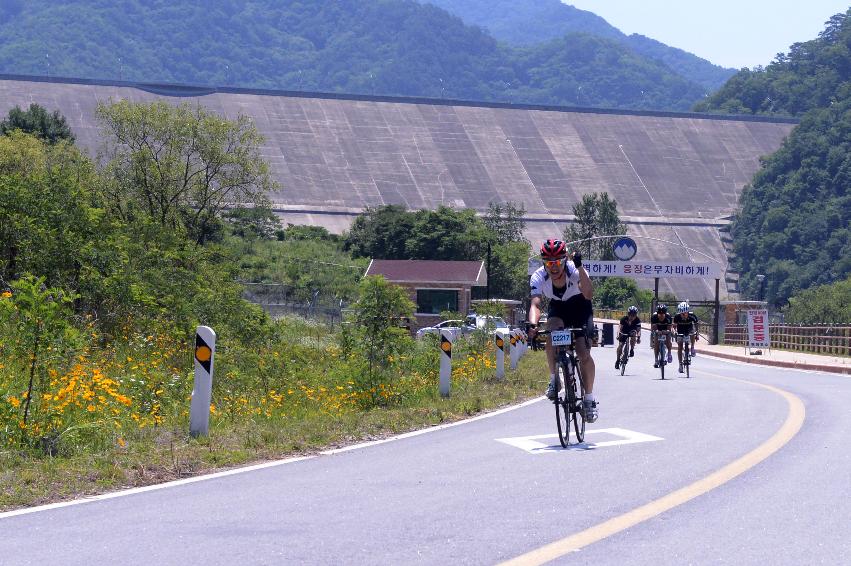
[
  {"xmin": 538, "ymin": 328, "xmax": 587, "ymax": 446},
  {"xmin": 617, "ymin": 330, "xmax": 636, "ymax": 375},
  {"xmin": 676, "ymin": 333, "xmax": 693, "ymax": 378},
  {"xmin": 653, "ymin": 329, "xmax": 672, "ymax": 379}
]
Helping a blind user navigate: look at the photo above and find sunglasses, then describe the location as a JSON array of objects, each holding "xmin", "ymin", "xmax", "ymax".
[{"xmin": 543, "ymin": 258, "xmax": 566, "ymax": 268}]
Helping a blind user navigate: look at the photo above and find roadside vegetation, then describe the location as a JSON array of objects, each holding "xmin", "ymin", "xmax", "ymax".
[{"xmin": 0, "ymin": 101, "xmax": 547, "ymax": 511}]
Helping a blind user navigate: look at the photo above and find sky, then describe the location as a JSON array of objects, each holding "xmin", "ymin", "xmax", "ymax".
[{"xmin": 563, "ymin": 1, "xmax": 850, "ymax": 69}]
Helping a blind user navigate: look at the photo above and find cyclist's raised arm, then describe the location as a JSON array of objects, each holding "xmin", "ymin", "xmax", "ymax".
[{"xmin": 572, "ymin": 250, "xmax": 593, "ymax": 300}]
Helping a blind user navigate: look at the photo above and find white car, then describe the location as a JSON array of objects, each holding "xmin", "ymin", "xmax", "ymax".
[
  {"xmin": 465, "ymin": 315, "xmax": 509, "ymax": 330},
  {"xmin": 415, "ymin": 320, "xmax": 474, "ymax": 339}
]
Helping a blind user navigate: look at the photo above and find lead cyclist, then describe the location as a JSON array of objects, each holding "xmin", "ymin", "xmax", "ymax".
[{"xmin": 526, "ymin": 239, "xmax": 598, "ymax": 423}]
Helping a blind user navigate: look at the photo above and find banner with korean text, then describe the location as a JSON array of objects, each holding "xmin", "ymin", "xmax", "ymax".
[
  {"xmin": 746, "ymin": 309, "xmax": 770, "ymax": 348},
  {"xmin": 582, "ymin": 261, "xmax": 720, "ymax": 279},
  {"xmin": 527, "ymin": 259, "xmax": 721, "ymax": 279}
]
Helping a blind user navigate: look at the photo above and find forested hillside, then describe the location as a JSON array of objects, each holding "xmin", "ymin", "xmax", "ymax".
[
  {"xmin": 0, "ymin": 0, "xmax": 706, "ymax": 110},
  {"xmin": 712, "ymin": 10, "xmax": 851, "ymax": 305},
  {"xmin": 423, "ymin": 0, "xmax": 736, "ymax": 91},
  {"xmin": 695, "ymin": 10, "xmax": 851, "ymax": 117}
]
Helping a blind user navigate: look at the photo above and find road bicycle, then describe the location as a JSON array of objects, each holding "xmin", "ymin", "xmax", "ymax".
[
  {"xmin": 537, "ymin": 328, "xmax": 586, "ymax": 447},
  {"xmin": 617, "ymin": 330, "xmax": 638, "ymax": 376},
  {"xmin": 676, "ymin": 333, "xmax": 693, "ymax": 378},
  {"xmin": 677, "ymin": 333, "xmax": 699, "ymax": 377},
  {"xmin": 653, "ymin": 329, "xmax": 672, "ymax": 380}
]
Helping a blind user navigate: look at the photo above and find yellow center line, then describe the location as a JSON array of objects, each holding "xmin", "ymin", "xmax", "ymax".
[{"xmin": 499, "ymin": 371, "xmax": 805, "ymax": 566}]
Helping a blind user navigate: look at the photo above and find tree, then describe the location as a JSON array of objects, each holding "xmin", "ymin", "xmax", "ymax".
[
  {"xmin": 482, "ymin": 201, "xmax": 528, "ymax": 243},
  {"xmin": 405, "ymin": 206, "xmax": 486, "ymax": 260},
  {"xmin": 96, "ymin": 100, "xmax": 277, "ymax": 244},
  {"xmin": 349, "ymin": 275, "xmax": 415, "ymax": 402},
  {"xmin": 784, "ymin": 276, "xmax": 851, "ymax": 324},
  {"xmin": 224, "ymin": 206, "xmax": 282, "ymax": 240},
  {"xmin": 0, "ymin": 131, "xmax": 103, "ymax": 292},
  {"xmin": 563, "ymin": 192, "xmax": 627, "ymax": 260},
  {"xmin": 344, "ymin": 205, "xmax": 415, "ymax": 259},
  {"xmin": 0, "ymin": 103, "xmax": 75, "ymax": 144},
  {"xmin": 594, "ymin": 277, "xmax": 653, "ymax": 311}
]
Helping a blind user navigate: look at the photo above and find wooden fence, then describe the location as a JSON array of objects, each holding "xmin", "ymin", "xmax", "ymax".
[{"xmin": 723, "ymin": 324, "xmax": 851, "ymax": 356}]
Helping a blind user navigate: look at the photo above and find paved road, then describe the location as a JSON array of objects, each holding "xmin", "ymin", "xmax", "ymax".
[{"xmin": 2, "ymin": 346, "xmax": 849, "ymax": 565}]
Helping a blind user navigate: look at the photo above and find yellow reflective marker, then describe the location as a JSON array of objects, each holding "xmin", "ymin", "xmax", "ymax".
[
  {"xmin": 195, "ymin": 345, "xmax": 212, "ymax": 363},
  {"xmin": 440, "ymin": 340, "xmax": 452, "ymax": 353},
  {"xmin": 496, "ymin": 337, "xmax": 504, "ymax": 349}
]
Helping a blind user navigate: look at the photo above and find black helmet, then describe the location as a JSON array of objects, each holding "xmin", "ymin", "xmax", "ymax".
[
  {"xmin": 628, "ymin": 305, "xmax": 638, "ymax": 314},
  {"xmin": 657, "ymin": 304, "xmax": 667, "ymax": 313}
]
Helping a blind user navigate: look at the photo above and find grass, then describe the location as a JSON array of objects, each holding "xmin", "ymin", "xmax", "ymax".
[{"xmin": 0, "ymin": 319, "xmax": 548, "ymax": 511}]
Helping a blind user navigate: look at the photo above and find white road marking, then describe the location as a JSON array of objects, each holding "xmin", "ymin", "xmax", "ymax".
[{"xmin": 496, "ymin": 427, "xmax": 664, "ymax": 453}]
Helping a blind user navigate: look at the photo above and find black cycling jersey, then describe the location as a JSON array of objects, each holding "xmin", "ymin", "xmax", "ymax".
[
  {"xmin": 619, "ymin": 315, "xmax": 642, "ymax": 334},
  {"xmin": 651, "ymin": 313, "xmax": 672, "ymax": 331},
  {"xmin": 674, "ymin": 312, "xmax": 698, "ymax": 335}
]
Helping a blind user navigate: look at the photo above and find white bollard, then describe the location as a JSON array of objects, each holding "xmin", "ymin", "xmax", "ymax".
[
  {"xmin": 190, "ymin": 326, "xmax": 216, "ymax": 438},
  {"xmin": 510, "ymin": 330, "xmax": 519, "ymax": 370},
  {"xmin": 495, "ymin": 329, "xmax": 507, "ymax": 379},
  {"xmin": 439, "ymin": 328, "xmax": 454, "ymax": 397}
]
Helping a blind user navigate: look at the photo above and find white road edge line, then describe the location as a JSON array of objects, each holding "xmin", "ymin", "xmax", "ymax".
[{"xmin": 0, "ymin": 397, "xmax": 545, "ymax": 520}]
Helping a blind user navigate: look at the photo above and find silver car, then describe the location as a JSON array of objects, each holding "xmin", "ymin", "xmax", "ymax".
[{"xmin": 415, "ymin": 319, "xmax": 474, "ymax": 339}]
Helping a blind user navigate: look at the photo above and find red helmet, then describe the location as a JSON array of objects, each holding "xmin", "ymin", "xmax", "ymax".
[{"xmin": 540, "ymin": 239, "xmax": 567, "ymax": 259}]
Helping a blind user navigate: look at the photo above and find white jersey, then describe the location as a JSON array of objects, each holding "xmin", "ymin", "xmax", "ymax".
[{"xmin": 529, "ymin": 264, "xmax": 582, "ymax": 302}]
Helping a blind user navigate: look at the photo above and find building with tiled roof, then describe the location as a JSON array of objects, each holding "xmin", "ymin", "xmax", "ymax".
[{"xmin": 364, "ymin": 259, "xmax": 486, "ymax": 330}]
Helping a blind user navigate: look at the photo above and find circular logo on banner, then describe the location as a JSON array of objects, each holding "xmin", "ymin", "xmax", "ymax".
[{"xmin": 613, "ymin": 237, "xmax": 638, "ymax": 261}]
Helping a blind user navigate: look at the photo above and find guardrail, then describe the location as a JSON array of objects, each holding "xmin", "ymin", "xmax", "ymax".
[{"xmin": 723, "ymin": 324, "xmax": 851, "ymax": 356}]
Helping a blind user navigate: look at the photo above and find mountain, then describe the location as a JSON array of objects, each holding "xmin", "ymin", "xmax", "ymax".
[
  {"xmin": 0, "ymin": 0, "xmax": 706, "ymax": 111},
  {"xmin": 695, "ymin": 10, "xmax": 851, "ymax": 117},
  {"xmin": 422, "ymin": 0, "xmax": 736, "ymax": 92},
  {"xmin": 717, "ymin": 10, "xmax": 851, "ymax": 304}
]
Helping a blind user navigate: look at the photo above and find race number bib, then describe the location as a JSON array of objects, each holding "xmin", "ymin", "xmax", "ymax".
[{"xmin": 550, "ymin": 330, "xmax": 572, "ymax": 347}]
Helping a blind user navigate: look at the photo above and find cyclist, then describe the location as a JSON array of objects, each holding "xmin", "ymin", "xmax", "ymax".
[
  {"xmin": 686, "ymin": 302, "xmax": 699, "ymax": 356},
  {"xmin": 615, "ymin": 305, "xmax": 642, "ymax": 370},
  {"xmin": 650, "ymin": 304, "xmax": 673, "ymax": 368},
  {"xmin": 527, "ymin": 239, "xmax": 597, "ymax": 423},
  {"xmin": 673, "ymin": 302, "xmax": 698, "ymax": 373}
]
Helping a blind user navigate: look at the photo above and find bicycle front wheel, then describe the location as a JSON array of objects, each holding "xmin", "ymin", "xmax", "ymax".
[
  {"xmin": 571, "ymin": 360, "xmax": 586, "ymax": 443},
  {"xmin": 620, "ymin": 349, "xmax": 627, "ymax": 376},
  {"xmin": 685, "ymin": 350, "xmax": 691, "ymax": 378},
  {"xmin": 659, "ymin": 345, "xmax": 666, "ymax": 380},
  {"xmin": 555, "ymin": 363, "xmax": 570, "ymax": 448}
]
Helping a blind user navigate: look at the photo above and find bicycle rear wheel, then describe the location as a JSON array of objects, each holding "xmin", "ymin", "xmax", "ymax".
[
  {"xmin": 684, "ymin": 349, "xmax": 691, "ymax": 378},
  {"xmin": 555, "ymin": 363, "xmax": 570, "ymax": 447},
  {"xmin": 571, "ymin": 361, "xmax": 586, "ymax": 443}
]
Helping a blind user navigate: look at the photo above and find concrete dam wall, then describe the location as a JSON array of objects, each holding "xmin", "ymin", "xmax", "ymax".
[{"xmin": 0, "ymin": 75, "xmax": 797, "ymax": 300}]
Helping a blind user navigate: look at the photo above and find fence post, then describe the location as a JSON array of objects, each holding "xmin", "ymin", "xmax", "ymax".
[
  {"xmin": 190, "ymin": 326, "xmax": 216, "ymax": 438},
  {"xmin": 510, "ymin": 330, "xmax": 519, "ymax": 370},
  {"xmin": 439, "ymin": 329, "xmax": 454, "ymax": 398},
  {"xmin": 495, "ymin": 329, "xmax": 507, "ymax": 380}
]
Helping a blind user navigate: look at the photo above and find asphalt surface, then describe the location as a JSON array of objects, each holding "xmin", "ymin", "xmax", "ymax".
[{"xmin": 2, "ymin": 345, "xmax": 849, "ymax": 565}]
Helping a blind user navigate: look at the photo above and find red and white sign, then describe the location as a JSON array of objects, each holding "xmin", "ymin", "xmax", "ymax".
[{"xmin": 747, "ymin": 309, "xmax": 770, "ymax": 348}]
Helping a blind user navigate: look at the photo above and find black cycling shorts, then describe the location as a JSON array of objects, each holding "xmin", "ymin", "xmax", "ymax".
[{"xmin": 547, "ymin": 295, "xmax": 594, "ymax": 335}]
